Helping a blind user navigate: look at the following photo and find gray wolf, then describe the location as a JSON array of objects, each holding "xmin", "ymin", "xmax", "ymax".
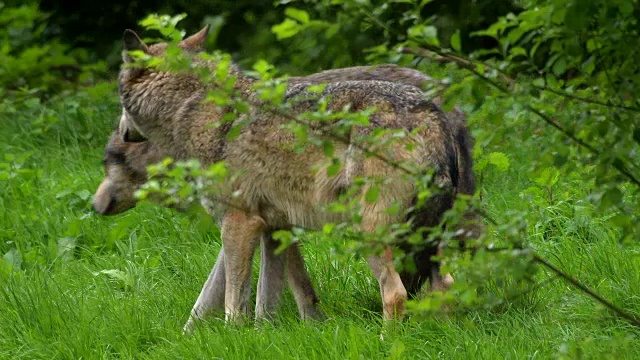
[
  {"xmin": 116, "ymin": 26, "xmax": 469, "ymax": 322},
  {"xmin": 92, "ymin": 129, "xmax": 323, "ymax": 332},
  {"xmin": 93, "ymin": 61, "xmax": 477, "ymax": 329}
]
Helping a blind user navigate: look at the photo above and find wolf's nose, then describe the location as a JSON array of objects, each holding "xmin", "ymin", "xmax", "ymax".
[{"xmin": 92, "ymin": 197, "xmax": 115, "ymax": 215}]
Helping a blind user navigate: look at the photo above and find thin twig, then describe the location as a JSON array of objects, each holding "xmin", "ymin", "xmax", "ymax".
[
  {"xmin": 402, "ymin": 46, "xmax": 640, "ymax": 113},
  {"xmin": 539, "ymin": 86, "xmax": 640, "ymax": 113},
  {"xmin": 401, "ymin": 47, "xmax": 515, "ymax": 85},
  {"xmin": 533, "ymin": 253, "xmax": 640, "ymax": 327}
]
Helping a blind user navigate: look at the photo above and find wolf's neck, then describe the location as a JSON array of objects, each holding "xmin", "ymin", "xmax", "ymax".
[
  {"xmin": 227, "ymin": 63, "xmax": 256, "ymax": 95},
  {"xmin": 122, "ymin": 61, "xmax": 258, "ymax": 164},
  {"xmin": 180, "ymin": 63, "xmax": 259, "ymax": 164},
  {"xmin": 163, "ymin": 64, "xmax": 257, "ymax": 163}
]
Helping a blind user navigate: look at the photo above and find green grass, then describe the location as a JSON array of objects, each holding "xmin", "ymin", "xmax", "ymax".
[{"xmin": 1, "ymin": 82, "xmax": 640, "ymax": 359}]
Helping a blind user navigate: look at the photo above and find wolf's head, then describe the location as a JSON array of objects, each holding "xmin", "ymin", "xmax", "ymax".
[
  {"xmin": 117, "ymin": 26, "xmax": 211, "ymax": 146},
  {"xmin": 92, "ymin": 127, "xmax": 165, "ymax": 215}
]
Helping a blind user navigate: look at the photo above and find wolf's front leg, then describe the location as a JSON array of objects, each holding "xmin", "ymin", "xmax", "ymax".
[
  {"xmin": 183, "ymin": 247, "xmax": 254, "ymax": 333},
  {"xmin": 222, "ymin": 210, "xmax": 264, "ymax": 323}
]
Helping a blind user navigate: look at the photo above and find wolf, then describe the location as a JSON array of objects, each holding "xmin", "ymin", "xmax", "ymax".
[
  {"xmin": 114, "ymin": 26, "xmax": 477, "ymax": 322},
  {"xmin": 94, "ymin": 63, "xmax": 477, "ymax": 330},
  {"xmin": 93, "ymin": 129, "xmax": 324, "ymax": 332}
]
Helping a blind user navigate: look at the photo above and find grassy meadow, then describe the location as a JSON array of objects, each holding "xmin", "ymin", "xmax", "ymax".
[{"xmin": 1, "ymin": 71, "xmax": 640, "ymax": 359}]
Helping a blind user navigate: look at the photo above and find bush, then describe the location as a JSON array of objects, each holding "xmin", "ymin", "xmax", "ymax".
[{"xmin": 0, "ymin": 3, "xmax": 107, "ymax": 99}]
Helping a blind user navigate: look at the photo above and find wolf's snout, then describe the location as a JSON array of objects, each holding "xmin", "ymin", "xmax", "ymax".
[
  {"xmin": 93, "ymin": 180, "xmax": 117, "ymax": 215},
  {"xmin": 92, "ymin": 195, "xmax": 115, "ymax": 215},
  {"xmin": 92, "ymin": 201, "xmax": 104, "ymax": 214}
]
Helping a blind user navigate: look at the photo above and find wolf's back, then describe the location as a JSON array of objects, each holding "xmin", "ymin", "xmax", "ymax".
[{"xmin": 288, "ymin": 64, "xmax": 434, "ymax": 89}]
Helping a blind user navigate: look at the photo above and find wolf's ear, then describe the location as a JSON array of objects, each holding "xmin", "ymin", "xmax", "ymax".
[
  {"xmin": 118, "ymin": 115, "xmax": 147, "ymax": 143},
  {"xmin": 180, "ymin": 25, "xmax": 210, "ymax": 50},
  {"xmin": 122, "ymin": 127, "xmax": 147, "ymax": 143},
  {"xmin": 122, "ymin": 29, "xmax": 149, "ymax": 63}
]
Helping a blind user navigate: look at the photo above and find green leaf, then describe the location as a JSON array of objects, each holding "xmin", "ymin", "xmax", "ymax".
[
  {"xmin": 582, "ymin": 56, "xmax": 596, "ymax": 74},
  {"xmin": 552, "ymin": 56, "xmax": 567, "ymax": 77},
  {"xmin": 322, "ymin": 223, "xmax": 335, "ymax": 234},
  {"xmin": 509, "ymin": 47, "xmax": 527, "ymax": 57},
  {"xmin": 534, "ymin": 167, "xmax": 560, "ymax": 187},
  {"xmin": 365, "ymin": 185, "xmax": 380, "ymax": 204},
  {"xmin": 285, "ymin": 7, "xmax": 310, "ymax": 24},
  {"xmin": 3, "ymin": 249, "xmax": 21, "ymax": 271},
  {"xmin": 57, "ymin": 237, "xmax": 77, "ymax": 262},
  {"xmin": 75, "ymin": 189, "xmax": 91, "ymax": 201},
  {"xmin": 272, "ymin": 19, "xmax": 302, "ymax": 40},
  {"xmin": 601, "ymin": 187, "xmax": 622, "ymax": 208},
  {"xmin": 327, "ymin": 161, "xmax": 342, "ymax": 177},
  {"xmin": 226, "ymin": 124, "xmax": 243, "ymax": 140},
  {"xmin": 325, "ymin": 23, "xmax": 340, "ymax": 38},
  {"xmin": 609, "ymin": 214, "xmax": 631, "ymax": 228},
  {"xmin": 252, "ymin": 59, "xmax": 273, "ymax": 76},
  {"xmin": 322, "ymin": 141, "xmax": 334, "ymax": 157},
  {"xmin": 389, "ymin": 340, "xmax": 406, "ymax": 360},
  {"xmin": 408, "ymin": 25, "xmax": 439, "ymax": 46},
  {"xmin": 471, "ymin": 17, "xmax": 509, "ymax": 39},
  {"xmin": 450, "ymin": 30, "xmax": 461, "ymax": 52},
  {"xmin": 620, "ymin": 2, "xmax": 634, "ymax": 16},
  {"xmin": 564, "ymin": 2, "xmax": 590, "ymax": 31},
  {"xmin": 108, "ymin": 216, "xmax": 135, "ymax": 246},
  {"xmin": 271, "ymin": 230, "xmax": 294, "ymax": 255},
  {"xmin": 521, "ymin": 186, "xmax": 544, "ymax": 200},
  {"xmin": 95, "ymin": 269, "xmax": 134, "ymax": 290},
  {"xmin": 487, "ymin": 152, "xmax": 510, "ymax": 171}
]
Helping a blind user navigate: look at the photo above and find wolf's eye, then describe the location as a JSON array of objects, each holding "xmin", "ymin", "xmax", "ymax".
[{"xmin": 104, "ymin": 149, "xmax": 127, "ymax": 165}]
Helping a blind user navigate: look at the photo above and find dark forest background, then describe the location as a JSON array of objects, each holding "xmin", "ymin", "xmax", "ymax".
[{"xmin": 2, "ymin": 0, "xmax": 524, "ymax": 97}]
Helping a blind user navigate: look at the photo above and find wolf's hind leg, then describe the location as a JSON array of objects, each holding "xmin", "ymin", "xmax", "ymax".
[
  {"xmin": 367, "ymin": 248, "xmax": 408, "ymax": 320},
  {"xmin": 359, "ymin": 164, "xmax": 410, "ymax": 320},
  {"xmin": 256, "ymin": 237, "xmax": 325, "ymax": 321},
  {"xmin": 255, "ymin": 233, "xmax": 287, "ymax": 320},
  {"xmin": 286, "ymin": 243, "xmax": 324, "ymax": 320}
]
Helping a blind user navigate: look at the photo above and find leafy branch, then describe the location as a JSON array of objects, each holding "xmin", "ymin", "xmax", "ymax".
[{"xmin": 402, "ymin": 46, "xmax": 640, "ymax": 188}]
